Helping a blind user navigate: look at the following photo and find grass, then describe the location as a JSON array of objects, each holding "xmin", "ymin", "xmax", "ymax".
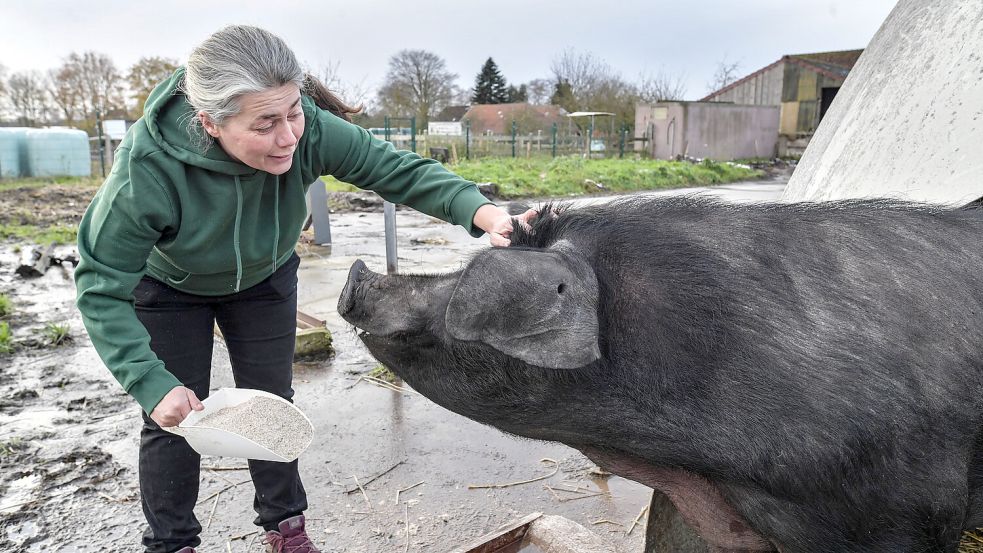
[
  {"xmin": 0, "ymin": 175, "xmax": 103, "ymax": 193},
  {"xmin": 0, "ymin": 224, "xmax": 78, "ymax": 245},
  {"xmin": 321, "ymin": 156, "xmax": 761, "ymax": 199},
  {"xmin": 0, "ymin": 322, "xmax": 13, "ymax": 354},
  {"xmin": 0, "ymin": 437, "xmax": 27, "ymax": 457},
  {"xmin": 366, "ymin": 364, "xmax": 398, "ymax": 384},
  {"xmin": 41, "ymin": 322, "xmax": 71, "ymax": 347},
  {"xmin": 0, "ymin": 294, "xmax": 11, "ymax": 318}
]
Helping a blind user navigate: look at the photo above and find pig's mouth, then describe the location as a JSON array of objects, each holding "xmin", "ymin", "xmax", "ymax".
[{"xmin": 357, "ymin": 329, "xmax": 420, "ymax": 343}]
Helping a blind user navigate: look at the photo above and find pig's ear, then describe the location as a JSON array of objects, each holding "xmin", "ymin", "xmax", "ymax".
[{"xmin": 445, "ymin": 248, "xmax": 600, "ymax": 369}]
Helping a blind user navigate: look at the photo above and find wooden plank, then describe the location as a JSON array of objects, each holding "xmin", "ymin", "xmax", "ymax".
[
  {"xmin": 447, "ymin": 513, "xmax": 542, "ymax": 553},
  {"xmin": 296, "ymin": 310, "xmax": 325, "ymax": 329}
]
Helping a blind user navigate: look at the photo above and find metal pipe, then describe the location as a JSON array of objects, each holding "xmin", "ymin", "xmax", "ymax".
[{"xmin": 384, "ymin": 201, "xmax": 398, "ymax": 274}]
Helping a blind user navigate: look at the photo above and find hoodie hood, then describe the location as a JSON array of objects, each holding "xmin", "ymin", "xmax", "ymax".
[{"xmin": 142, "ymin": 66, "xmax": 257, "ymax": 176}]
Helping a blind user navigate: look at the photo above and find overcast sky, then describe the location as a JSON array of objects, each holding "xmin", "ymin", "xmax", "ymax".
[{"xmin": 2, "ymin": 0, "xmax": 899, "ymax": 102}]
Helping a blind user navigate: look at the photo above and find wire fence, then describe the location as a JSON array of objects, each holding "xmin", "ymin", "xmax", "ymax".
[{"xmin": 392, "ymin": 129, "xmax": 634, "ymax": 162}]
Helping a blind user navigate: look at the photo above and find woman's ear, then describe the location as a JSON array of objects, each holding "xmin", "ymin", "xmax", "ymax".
[{"xmin": 199, "ymin": 111, "xmax": 221, "ymax": 138}]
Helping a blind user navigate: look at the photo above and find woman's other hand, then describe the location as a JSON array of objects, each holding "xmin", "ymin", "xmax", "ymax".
[
  {"xmin": 150, "ymin": 386, "xmax": 204, "ymax": 427},
  {"xmin": 473, "ymin": 204, "xmax": 538, "ymax": 247}
]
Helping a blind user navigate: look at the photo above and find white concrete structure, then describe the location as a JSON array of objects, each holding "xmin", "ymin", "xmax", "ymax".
[{"xmin": 782, "ymin": 0, "xmax": 983, "ymax": 205}]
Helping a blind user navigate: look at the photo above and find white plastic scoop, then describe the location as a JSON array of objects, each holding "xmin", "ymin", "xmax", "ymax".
[{"xmin": 162, "ymin": 388, "xmax": 313, "ymax": 462}]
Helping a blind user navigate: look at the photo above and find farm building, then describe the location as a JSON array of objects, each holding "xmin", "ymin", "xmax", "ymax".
[
  {"xmin": 700, "ymin": 49, "xmax": 864, "ymax": 156},
  {"xmin": 634, "ymin": 101, "xmax": 780, "ymax": 161}
]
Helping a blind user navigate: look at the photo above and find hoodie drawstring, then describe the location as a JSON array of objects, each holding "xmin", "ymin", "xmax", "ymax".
[
  {"xmin": 233, "ymin": 175, "xmax": 244, "ymax": 293},
  {"xmin": 272, "ymin": 175, "xmax": 280, "ymax": 274}
]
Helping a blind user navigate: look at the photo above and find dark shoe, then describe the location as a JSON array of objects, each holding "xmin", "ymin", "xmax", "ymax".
[{"xmin": 262, "ymin": 515, "xmax": 320, "ymax": 553}]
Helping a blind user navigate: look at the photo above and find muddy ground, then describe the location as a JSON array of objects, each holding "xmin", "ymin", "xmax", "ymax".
[{"xmin": 0, "ymin": 178, "xmax": 789, "ymax": 553}]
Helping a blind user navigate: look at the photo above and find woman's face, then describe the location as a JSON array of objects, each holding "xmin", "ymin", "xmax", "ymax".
[{"xmin": 200, "ymin": 84, "xmax": 305, "ymax": 175}]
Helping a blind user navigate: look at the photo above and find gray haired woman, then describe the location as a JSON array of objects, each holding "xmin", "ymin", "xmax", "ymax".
[{"xmin": 75, "ymin": 25, "xmax": 533, "ymax": 553}]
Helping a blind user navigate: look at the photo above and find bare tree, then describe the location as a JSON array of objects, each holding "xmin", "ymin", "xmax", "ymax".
[
  {"xmin": 127, "ymin": 56, "xmax": 178, "ymax": 116},
  {"xmin": 312, "ymin": 59, "xmax": 372, "ymax": 114},
  {"xmin": 377, "ymin": 49, "xmax": 458, "ymax": 127},
  {"xmin": 60, "ymin": 51, "xmax": 126, "ymax": 121},
  {"xmin": 637, "ymin": 69, "xmax": 688, "ymax": 102},
  {"xmin": 706, "ymin": 57, "xmax": 742, "ymax": 95},
  {"xmin": 0, "ymin": 63, "xmax": 7, "ymax": 107},
  {"xmin": 7, "ymin": 71, "xmax": 52, "ymax": 126},
  {"xmin": 549, "ymin": 49, "xmax": 640, "ymax": 127},
  {"xmin": 549, "ymin": 49, "xmax": 613, "ymax": 110},
  {"xmin": 49, "ymin": 63, "xmax": 85, "ymax": 127},
  {"xmin": 525, "ymin": 78, "xmax": 553, "ymax": 105}
]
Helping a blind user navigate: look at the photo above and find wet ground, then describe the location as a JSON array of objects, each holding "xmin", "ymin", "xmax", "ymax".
[{"xmin": 0, "ymin": 178, "xmax": 787, "ymax": 552}]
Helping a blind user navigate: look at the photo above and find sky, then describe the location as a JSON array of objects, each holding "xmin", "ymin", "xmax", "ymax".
[{"xmin": 1, "ymin": 0, "xmax": 899, "ymax": 103}]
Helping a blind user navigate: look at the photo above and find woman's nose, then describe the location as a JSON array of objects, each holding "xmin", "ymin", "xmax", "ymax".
[{"xmin": 275, "ymin": 121, "xmax": 299, "ymax": 148}]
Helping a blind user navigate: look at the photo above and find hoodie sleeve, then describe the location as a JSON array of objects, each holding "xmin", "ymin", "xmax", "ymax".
[
  {"xmin": 304, "ymin": 107, "xmax": 492, "ymax": 237},
  {"xmin": 75, "ymin": 148, "xmax": 183, "ymax": 414}
]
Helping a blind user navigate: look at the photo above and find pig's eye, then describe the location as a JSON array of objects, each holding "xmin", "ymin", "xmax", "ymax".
[{"xmin": 557, "ymin": 283, "xmax": 566, "ymax": 294}]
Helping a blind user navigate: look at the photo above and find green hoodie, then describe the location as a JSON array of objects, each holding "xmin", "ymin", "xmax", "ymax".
[{"xmin": 75, "ymin": 67, "xmax": 491, "ymax": 414}]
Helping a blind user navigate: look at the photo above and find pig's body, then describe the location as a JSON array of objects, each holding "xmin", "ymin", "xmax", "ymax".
[{"xmin": 339, "ymin": 197, "xmax": 983, "ymax": 553}]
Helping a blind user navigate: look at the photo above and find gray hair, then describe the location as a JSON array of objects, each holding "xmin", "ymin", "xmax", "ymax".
[{"xmin": 182, "ymin": 25, "xmax": 305, "ymax": 148}]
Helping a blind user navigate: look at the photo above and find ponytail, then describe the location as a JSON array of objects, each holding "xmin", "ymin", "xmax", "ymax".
[{"xmin": 302, "ymin": 74, "xmax": 362, "ymax": 122}]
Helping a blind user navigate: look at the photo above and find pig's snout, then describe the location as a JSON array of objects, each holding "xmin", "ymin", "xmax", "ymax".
[{"xmin": 338, "ymin": 259, "xmax": 375, "ymax": 320}]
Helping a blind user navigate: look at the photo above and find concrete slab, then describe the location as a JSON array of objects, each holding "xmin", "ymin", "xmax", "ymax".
[{"xmin": 782, "ymin": 0, "xmax": 983, "ymax": 205}]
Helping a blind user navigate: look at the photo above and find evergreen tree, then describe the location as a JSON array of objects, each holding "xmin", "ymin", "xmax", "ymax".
[
  {"xmin": 550, "ymin": 79, "xmax": 576, "ymax": 112},
  {"xmin": 471, "ymin": 58, "xmax": 510, "ymax": 104},
  {"xmin": 506, "ymin": 84, "xmax": 528, "ymax": 103}
]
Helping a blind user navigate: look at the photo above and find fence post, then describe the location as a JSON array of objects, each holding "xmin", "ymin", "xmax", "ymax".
[
  {"xmin": 465, "ymin": 120, "xmax": 471, "ymax": 160},
  {"xmin": 384, "ymin": 116, "xmax": 391, "ymax": 143},
  {"xmin": 587, "ymin": 118, "xmax": 594, "ymax": 159},
  {"xmin": 410, "ymin": 116, "xmax": 417, "ymax": 153},
  {"xmin": 551, "ymin": 122, "xmax": 557, "ymax": 158},
  {"xmin": 96, "ymin": 109, "xmax": 106, "ymax": 178},
  {"xmin": 511, "ymin": 120, "xmax": 517, "ymax": 158},
  {"xmin": 619, "ymin": 124, "xmax": 626, "ymax": 159}
]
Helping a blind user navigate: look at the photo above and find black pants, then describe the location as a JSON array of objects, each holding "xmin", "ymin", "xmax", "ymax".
[{"xmin": 135, "ymin": 254, "xmax": 307, "ymax": 553}]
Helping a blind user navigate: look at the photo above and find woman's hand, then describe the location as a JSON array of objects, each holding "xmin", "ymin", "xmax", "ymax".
[
  {"xmin": 150, "ymin": 386, "xmax": 204, "ymax": 427},
  {"xmin": 473, "ymin": 204, "xmax": 538, "ymax": 247}
]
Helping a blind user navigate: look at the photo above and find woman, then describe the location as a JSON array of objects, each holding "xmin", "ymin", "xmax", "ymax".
[{"xmin": 75, "ymin": 25, "xmax": 532, "ymax": 553}]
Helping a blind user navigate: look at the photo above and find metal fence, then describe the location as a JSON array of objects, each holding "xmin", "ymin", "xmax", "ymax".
[{"xmin": 400, "ymin": 127, "xmax": 633, "ymax": 162}]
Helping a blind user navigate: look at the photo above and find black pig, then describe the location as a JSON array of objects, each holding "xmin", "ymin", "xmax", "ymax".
[{"xmin": 337, "ymin": 197, "xmax": 983, "ymax": 553}]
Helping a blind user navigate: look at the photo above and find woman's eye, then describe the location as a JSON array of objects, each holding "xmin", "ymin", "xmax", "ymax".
[
  {"xmin": 287, "ymin": 112, "xmax": 301, "ymax": 120},
  {"xmin": 256, "ymin": 125, "xmax": 274, "ymax": 134}
]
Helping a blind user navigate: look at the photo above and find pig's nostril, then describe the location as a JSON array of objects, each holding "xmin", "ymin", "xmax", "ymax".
[
  {"xmin": 339, "ymin": 259, "xmax": 370, "ymax": 318},
  {"xmin": 557, "ymin": 283, "xmax": 566, "ymax": 294}
]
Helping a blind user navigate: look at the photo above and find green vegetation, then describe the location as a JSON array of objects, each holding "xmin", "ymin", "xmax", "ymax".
[
  {"xmin": 322, "ymin": 178, "xmax": 359, "ymax": 193},
  {"xmin": 450, "ymin": 157, "xmax": 760, "ymax": 199},
  {"xmin": 0, "ymin": 437, "xmax": 27, "ymax": 457},
  {"xmin": 367, "ymin": 364, "xmax": 398, "ymax": 384},
  {"xmin": 0, "ymin": 175, "xmax": 103, "ymax": 193},
  {"xmin": 0, "ymin": 224, "xmax": 78, "ymax": 245},
  {"xmin": 322, "ymin": 156, "xmax": 761, "ymax": 199},
  {"xmin": 42, "ymin": 322, "xmax": 72, "ymax": 347},
  {"xmin": 0, "ymin": 322, "xmax": 13, "ymax": 354},
  {"xmin": 0, "ymin": 294, "xmax": 11, "ymax": 318}
]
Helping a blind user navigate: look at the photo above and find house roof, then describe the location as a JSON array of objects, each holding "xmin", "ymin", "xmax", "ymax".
[
  {"xmin": 700, "ymin": 49, "xmax": 864, "ymax": 101},
  {"xmin": 433, "ymin": 105, "xmax": 470, "ymax": 122},
  {"xmin": 462, "ymin": 103, "xmax": 568, "ymax": 134}
]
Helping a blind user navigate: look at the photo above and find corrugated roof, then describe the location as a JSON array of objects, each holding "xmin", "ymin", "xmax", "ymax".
[{"xmin": 700, "ymin": 49, "xmax": 863, "ymax": 102}]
